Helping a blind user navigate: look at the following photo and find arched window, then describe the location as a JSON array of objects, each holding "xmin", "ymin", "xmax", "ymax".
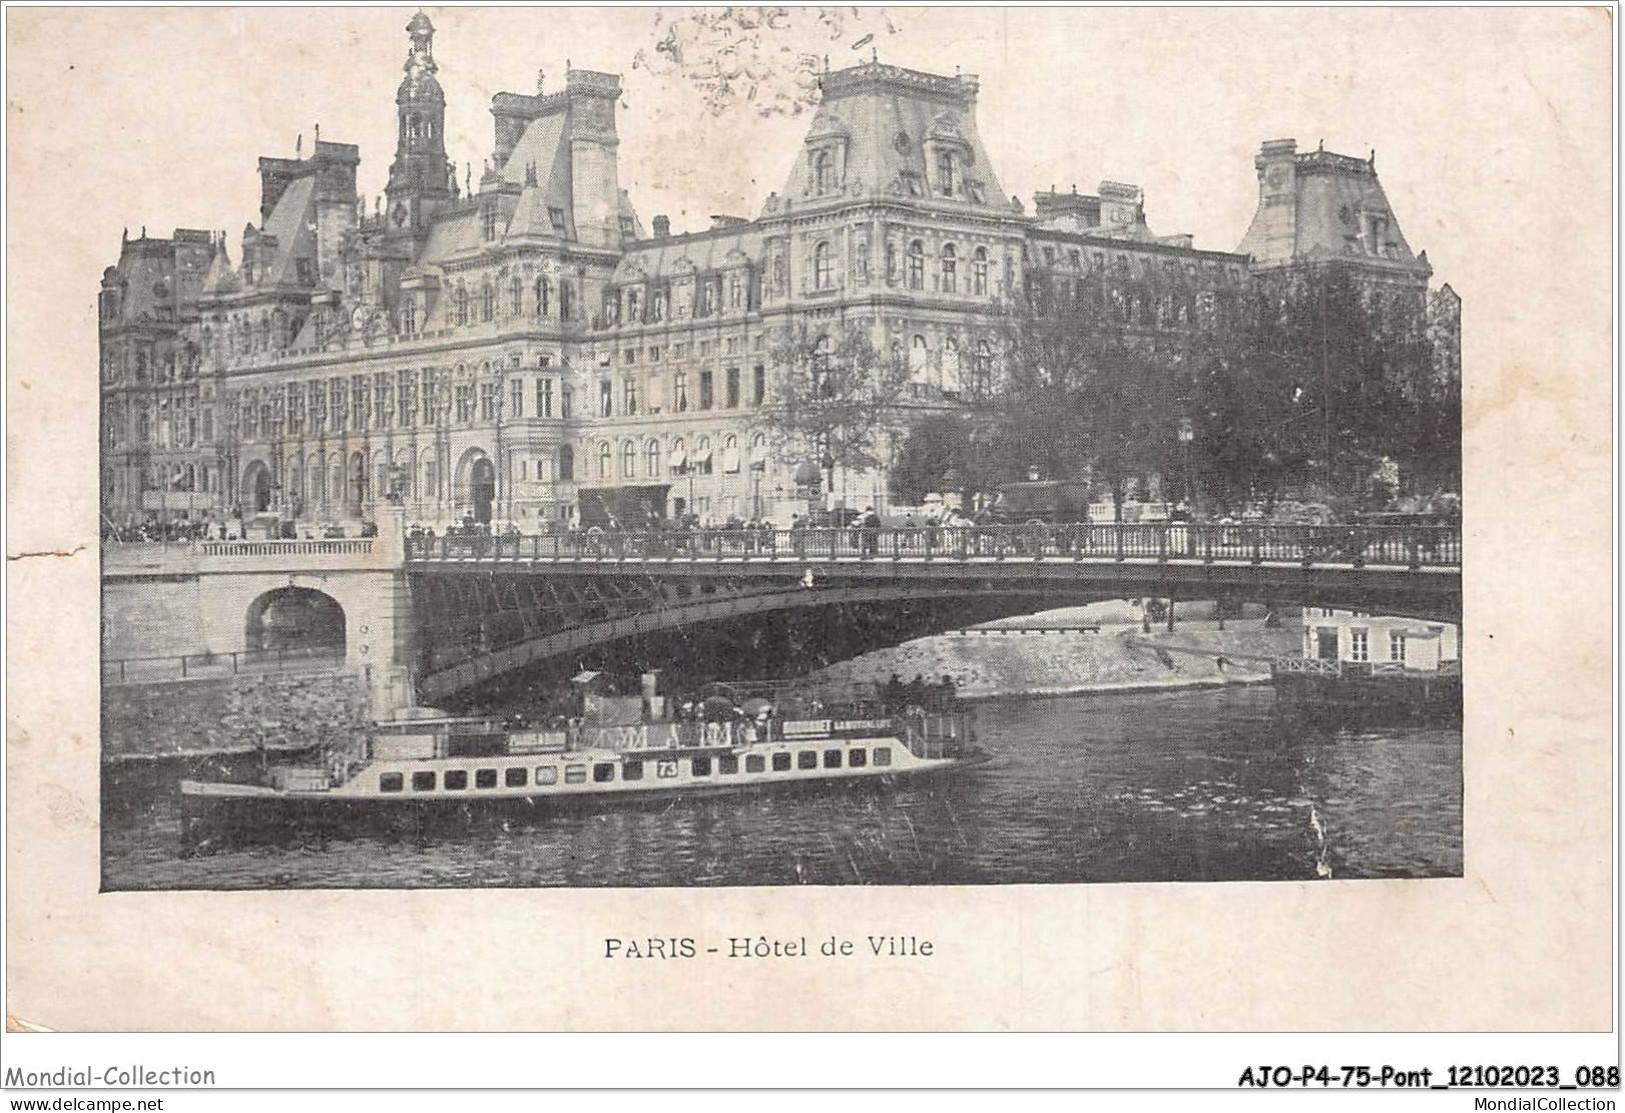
[
  {"xmin": 942, "ymin": 336, "xmax": 961, "ymax": 395},
  {"xmin": 510, "ymin": 276, "xmax": 523, "ymax": 316},
  {"xmin": 597, "ymin": 441, "xmax": 612, "ymax": 479},
  {"xmin": 621, "ymin": 441, "xmax": 637, "ymax": 478},
  {"xmin": 974, "ymin": 339, "xmax": 994, "ymax": 395},
  {"xmin": 455, "ymin": 284, "xmax": 469, "ymax": 326},
  {"xmin": 645, "ymin": 439, "xmax": 661, "ymax": 478},
  {"xmin": 696, "ymin": 436, "xmax": 713, "ymax": 476},
  {"xmin": 813, "ymin": 150, "xmax": 833, "ymax": 194},
  {"xmin": 559, "ymin": 282, "xmax": 573, "ymax": 320},
  {"xmin": 909, "ymin": 334, "xmax": 929, "ymax": 386},
  {"xmin": 941, "ymin": 244, "xmax": 958, "ymax": 294},
  {"xmin": 626, "ymin": 287, "xmax": 642, "ymax": 322},
  {"xmin": 814, "ymin": 242, "xmax": 833, "ymax": 290},
  {"xmin": 972, "ymin": 247, "xmax": 989, "ymax": 295},
  {"xmin": 908, "ymin": 241, "xmax": 925, "ymax": 290},
  {"xmin": 534, "ymin": 277, "xmax": 550, "ymax": 319},
  {"xmin": 481, "ymin": 282, "xmax": 495, "ymax": 322},
  {"xmin": 558, "ymin": 444, "xmax": 574, "ymax": 480}
]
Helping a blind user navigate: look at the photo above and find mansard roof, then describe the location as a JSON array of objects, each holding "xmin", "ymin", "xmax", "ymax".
[
  {"xmin": 612, "ymin": 225, "xmax": 762, "ymax": 283},
  {"xmin": 498, "ymin": 113, "xmax": 576, "ymax": 240},
  {"xmin": 1238, "ymin": 142, "xmax": 1430, "ymax": 276},
  {"xmin": 259, "ymin": 175, "xmax": 318, "ymax": 285},
  {"xmin": 778, "ymin": 60, "xmax": 1009, "ymax": 210},
  {"xmin": 201, "ymin": 241, "xmax": 239, "ymax": 295},
  {"xmin": 418, "ymin": 204, "xmax": 484, "ymax": 264}
]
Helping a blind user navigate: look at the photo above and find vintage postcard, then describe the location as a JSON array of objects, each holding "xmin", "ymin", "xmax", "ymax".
[{"xmin": 3, "ymin": 4, "xmax": 1613, "ymax": 1045}]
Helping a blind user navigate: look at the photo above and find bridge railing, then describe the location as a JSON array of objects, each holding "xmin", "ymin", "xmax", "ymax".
[
  {"xmin": 102, "ymin": 644, "xmax": 347, "ymax": 684},
  {"xmin": 199, "ymin": 538, "xmax": 376, "ymax": 557},
  {"xmin": 406, "ymin": 523, "xmax": 1460, "ymax": 568}
]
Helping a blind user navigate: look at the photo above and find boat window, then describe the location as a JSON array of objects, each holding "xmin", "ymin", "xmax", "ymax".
[
  {"xmin": 746, "ymin": 755, "xmax": 767, "ymax": 773},
  {"xmin": 504, "ymin": 767, "xmax": 527, "ymax": 788},
  {"xmin": 823, "ymin": 749, "xmax": 843, "ymax": 769},
  {"xmin": 691, "ymin": 755, "xmax": 711, "ymax": 777},
  {"xmin": 718, "ymin": 754, "xmax": 739, "ymax": 775},
  {"xmin": 797, "ymin": 751, "xmax": 818, "ymax": 770},
  {"xmin": 772, "ymin": 753, "xmax": 792, "ymax": 772},
  {"xmin": 379, "ymin": 772, "xmax": 404, "ymax": 793},
  {"xmin": 534, "ymin": 766, "xmax": 558, "ymax": 785},
  {"xmin": 849, "ymin": 748, "xmax": 867, "ymax": 768},
  {"xmin": 444, "ymin": 770, "xmax": 469, "ymax": 790},
  {"xmin": 623, "ymin": 760, "xmax": 644, "ymax": 781},
  {"xmin": 411, "ymin": 771, "xmax": 436, "ymax": 791},
  {"xmin": 475, "ymin": 769, "xmax": 498, "ymax": 789},
  {"xmin": 873, "ymin": 747, "xmax": 892, "ymax": 767},
  {"xmin": 565, "ymin": 765, "xmax": 587, "ymax": 784},
  {"xmin": 593, "ymin": 762, "xmax": 616, "ymax": 783}
]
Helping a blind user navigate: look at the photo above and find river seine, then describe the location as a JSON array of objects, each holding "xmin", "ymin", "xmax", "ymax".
[{"xmin": 102, "ymin": 687, "xmax": 1462, "ymax": 889}]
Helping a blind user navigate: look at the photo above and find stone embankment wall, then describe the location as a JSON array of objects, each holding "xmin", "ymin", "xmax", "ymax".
[
  {"xmin": 101, "ymin": 576, "xmax": 208, "ymax": 660},
  {"xmin": 815, "ymin": 617, "xmax": 1300, "ymax": 701},
  {"xmin": 102, "ymin": 669, "xmax": 369, "ymax": 761}
]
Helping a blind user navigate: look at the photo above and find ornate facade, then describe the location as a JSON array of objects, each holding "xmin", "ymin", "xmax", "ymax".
[{"xmin": 98, "ymin": 12, "xmax": 1456, "ymax": 531}]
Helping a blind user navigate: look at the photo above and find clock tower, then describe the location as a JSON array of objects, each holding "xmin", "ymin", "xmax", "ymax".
[{"xmin": 385, "ymin": 9, "xmax": 454, "ymax": 236}]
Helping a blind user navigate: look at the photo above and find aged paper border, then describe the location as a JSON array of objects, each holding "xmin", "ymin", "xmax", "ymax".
[{"xmin": 3, "ymin": 3, "xmax": 1615, "ymax": 1038}]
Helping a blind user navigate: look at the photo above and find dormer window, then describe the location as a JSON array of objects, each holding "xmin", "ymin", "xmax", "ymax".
[
  {"xmin": 619, "ymin": 216, "xmax": 635, "ymax": 239},
  {"xmin": 548, "ymin": 207, "xmax": 566, "ymax": 232},
  {"xmin": 813, "ymin": 150, "xmax": 834, "ymax": 195},
  {"xmin": 936, "ymin": 150, "xmax": 956, "ymax": 196},
  {"xmin": 482, "ymin": 206, "xmax": 499, "ymax": 240}
]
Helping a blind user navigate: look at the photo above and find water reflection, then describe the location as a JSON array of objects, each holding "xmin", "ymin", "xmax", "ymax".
[{"xmin": 102, "ymin": 688, "xmax": 1461, "ymax": 890}]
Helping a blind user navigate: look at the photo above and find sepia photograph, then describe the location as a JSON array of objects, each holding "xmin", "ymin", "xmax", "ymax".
[
  {"xmin": 5, "ymin": 0, "xmax": 1613, "ymax": 1050},
  {"xmin": 91, "ymin": 5, "xmax": 1469, "ymax": 890}
]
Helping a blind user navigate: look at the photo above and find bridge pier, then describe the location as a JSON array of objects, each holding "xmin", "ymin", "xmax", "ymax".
[{"xmin": 100, "ymin": 502, "xmax": 423, "ymax": 716}]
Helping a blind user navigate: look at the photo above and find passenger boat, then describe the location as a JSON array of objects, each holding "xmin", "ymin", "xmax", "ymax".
[{"xmin": 179, "ymin": 706, "xmax": 983, "ymax": 850}]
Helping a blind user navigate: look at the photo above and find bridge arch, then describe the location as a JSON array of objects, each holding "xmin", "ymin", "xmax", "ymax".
[
  {"xmin": 244, "ymin": 586, "xmax": 346, "ymax": 658},
  {"xmin": 414, "ymin": 578, "xmax": 1081, "ymax": 701}
]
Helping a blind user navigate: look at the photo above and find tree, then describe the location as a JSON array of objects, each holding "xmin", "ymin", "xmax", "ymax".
[{"xmin": 762, "ymin": 320, "xmax": 909, "ymax": 502}]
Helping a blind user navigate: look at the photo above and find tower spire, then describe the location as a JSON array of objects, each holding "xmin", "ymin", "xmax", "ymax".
[{"xmin": 386, "ymin": 7, "xmax": 452, "ymax": 230}]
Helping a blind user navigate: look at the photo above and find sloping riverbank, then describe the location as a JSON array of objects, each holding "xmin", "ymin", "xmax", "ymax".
[{"xmin": 813, "ymin": 614, "xmax": 1299, "ymax": 701}]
